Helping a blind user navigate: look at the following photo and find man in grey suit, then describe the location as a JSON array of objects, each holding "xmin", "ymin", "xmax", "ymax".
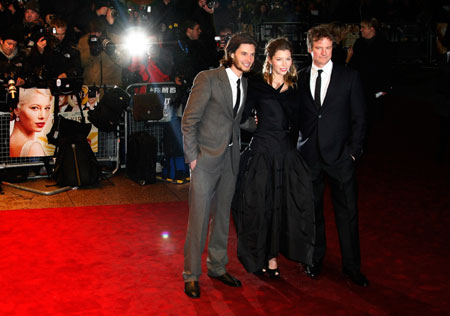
[{"xmin": 181, "ymin": 33, "xmax": 257, "ymax": 298}]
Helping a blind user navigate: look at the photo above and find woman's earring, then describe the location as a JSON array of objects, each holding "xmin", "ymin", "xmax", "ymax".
[
  {"xmin": 16, "ymin": 116, "xmax": 20, "ymax": 122},
  {"xmin": 269, "ymin": 64, "xmax": 272, "ymax": 74}
]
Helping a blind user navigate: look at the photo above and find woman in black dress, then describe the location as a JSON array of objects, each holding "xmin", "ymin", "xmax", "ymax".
[{"xmin": 233, "ymin": 38, "xmax": 315, "ymax": 278}]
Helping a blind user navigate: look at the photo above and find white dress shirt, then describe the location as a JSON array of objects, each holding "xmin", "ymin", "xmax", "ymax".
[
  {"xmin": 310, "ymin": 60, "xmax": 333, "ymax": 106},
  {"xmin": 225, "ymin": 67, "xmax": 243, "ymax": 112}
]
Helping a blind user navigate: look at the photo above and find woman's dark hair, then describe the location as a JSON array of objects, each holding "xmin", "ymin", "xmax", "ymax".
[
  {"xmin": 220, "ymin": 32, "xmax": 257, "ymax": 68},
  {"xmin": 361, "ymin": 17, "xmax": 380, "ymax": 33}
]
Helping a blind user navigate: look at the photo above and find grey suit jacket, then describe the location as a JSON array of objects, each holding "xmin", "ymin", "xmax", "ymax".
[{"xmin": 182, "ymin": 66, "xmax": 248, "ymax": 174}]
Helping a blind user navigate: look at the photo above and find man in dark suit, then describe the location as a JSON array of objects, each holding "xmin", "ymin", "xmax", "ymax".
[
  {"xmin": 296, "ymin": 25, "xmax": 369, "ymax": 287},
  {"xmin": 181, "ymin": 33, "xmax": 256, "ymax": 298}
]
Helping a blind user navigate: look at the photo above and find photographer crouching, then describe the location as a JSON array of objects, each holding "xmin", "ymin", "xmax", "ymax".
[{"xmin": 29, "ymin": 17, "xmax": 82, "ymax": 84}]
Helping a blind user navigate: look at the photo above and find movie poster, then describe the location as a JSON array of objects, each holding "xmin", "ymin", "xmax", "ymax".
[
  {"xmin": 9, "ymin": 86, "xmax": 99, "ymax": 157},
  {"xmin": 9, "ymin": 88, "xmax": 54, "ymax": 157}
]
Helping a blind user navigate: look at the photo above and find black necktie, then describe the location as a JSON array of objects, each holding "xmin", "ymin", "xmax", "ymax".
[
  {"xmin": 233, "ymin": 79, "xmax": 241, "ymax": 117},
  {"xmin": 314, "ymin": 69, "xmax": 323, "ymax": 110}
]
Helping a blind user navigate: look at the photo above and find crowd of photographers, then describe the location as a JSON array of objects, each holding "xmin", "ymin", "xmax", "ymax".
[
  {"xmin": 0, "ymin": 0, "xmax": 236, "ymax": 110},
  {"xmin": 2, "ymin": 0, "xmax": 449, "ymax": 110}
]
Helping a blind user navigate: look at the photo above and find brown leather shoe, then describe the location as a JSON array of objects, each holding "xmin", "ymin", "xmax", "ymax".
[
  {"xmin": 184, "ymin": 281, "xmax": 200, "ymax": 298},
  {"xmin": 208, "ymin": 272, "xmax": 242, "ymax": 287}
]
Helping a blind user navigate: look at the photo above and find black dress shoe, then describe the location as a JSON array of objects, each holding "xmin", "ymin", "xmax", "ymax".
[
  {"xmin": 184, "ymin": 281, "xmax": 200, "ymax": 298},
  {"xmin": 209, "ymin": 272, "xmax": 242, "ymax": 287},
  {"xmin": 302, "ymin": 262, "xmax": 322, "ymax": 279},
  {"xmin": 343, "ymin": 269, "xmax": 370, "ymax": 287}
]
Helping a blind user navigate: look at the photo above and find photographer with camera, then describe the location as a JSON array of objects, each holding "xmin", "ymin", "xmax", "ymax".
[
  {"xmin": 75, "ymin": 0, "xmax": 124, "ymax": 37},
  {"xmin": 29, "ymin": 17, "xmax": 82, "ymax": 83},
  {"xmin": 78, "ymin": 16, "xmax": 124, "ymax": 86},
  {"xmin": 0, "ymin": 0, "xmax": 23, "ymax": 31},
  {"xmin": 16, "ymin": 0, "xmax": 45, "ymax": 53},
  {"xmin": 151, "ymin": 0, "xmax": 178, "ymax": 33},
  {"xmin": 0, "ymin": 28, "xmax": 30, "ymax": 92},
  {"xmin": 215, "ymin": 25, "xmax": 233, "ymax": 60}
]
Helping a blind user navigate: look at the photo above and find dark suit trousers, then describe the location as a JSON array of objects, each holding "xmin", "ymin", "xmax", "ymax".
[{"xmin": 309, "ymin": 158, "xmax": 361, "ymax": 272}]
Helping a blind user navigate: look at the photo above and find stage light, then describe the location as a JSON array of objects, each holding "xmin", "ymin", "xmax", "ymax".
[{"xmin": 162, "ymin": 232, "xmax": 169, "ymax": 239}]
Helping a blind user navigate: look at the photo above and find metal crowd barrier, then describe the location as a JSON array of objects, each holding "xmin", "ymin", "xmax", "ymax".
[
  {"xmin": 124, "ymin": 82, "xmax": 179, "ymax": 168},
  {"xmin": 0, "ymin": 86, "xmax": 121, "ymax": 184}
]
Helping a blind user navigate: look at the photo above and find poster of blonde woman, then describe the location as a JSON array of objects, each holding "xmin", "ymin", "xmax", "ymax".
[{"xmin": 9, "ymin": 88, "xmax": 54, "ymax": 157}]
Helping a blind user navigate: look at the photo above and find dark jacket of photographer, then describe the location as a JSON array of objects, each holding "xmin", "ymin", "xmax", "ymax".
[
  {"xmin": 172, "ymin": 33, "xmax": 214, "ymax": 88},
  {"xmin": 16, "ymin": 20, "xmax": 46, "ymax": 55},
  {"xmin": 0, "ymin": 3, "xmax": 23, "ymax": 32},
  {"xmin": 0, "ymin": 44, "xmax": 31, "ymax": 86},
  {"xmin": 29, "ymin": 37, "xmax": 82, "ymax": 81}
]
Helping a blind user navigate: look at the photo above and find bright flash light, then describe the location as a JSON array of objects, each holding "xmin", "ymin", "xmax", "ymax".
[
  {"xmin": 162, "ymin": 232, "xmax": 169, "ymax": 239},
  {"xmin": 124, "ymin": 28, "xmax": 150, "ymax": 57}
]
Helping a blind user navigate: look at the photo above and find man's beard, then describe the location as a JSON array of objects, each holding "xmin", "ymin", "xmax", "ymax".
[{"xmin": 232, "ymin": 58, "xmax": 251, "ymax": 73}]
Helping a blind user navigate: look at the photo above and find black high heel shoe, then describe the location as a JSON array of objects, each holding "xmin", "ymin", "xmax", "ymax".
[
  {"xmin": 267, "ymin": 267, "xmax": 280, "ymax": 279},
  {"xmin": 253, "ymin": 267, "xmax": 267, "ymax": 276}
]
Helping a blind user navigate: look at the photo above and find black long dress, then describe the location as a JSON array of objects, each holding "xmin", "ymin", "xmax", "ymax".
[{"xmin": 232, "ymin": 76, "xmax": 315, "ymax": 273}]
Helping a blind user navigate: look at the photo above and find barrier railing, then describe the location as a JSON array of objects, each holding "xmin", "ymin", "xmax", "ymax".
[
  {"xmin": 124, "ymin": 82, "xmax": 180, "ymax": 166},
  {"xmin": 0, "ymin": 86, "xmax": 121, "ymax": 176}
]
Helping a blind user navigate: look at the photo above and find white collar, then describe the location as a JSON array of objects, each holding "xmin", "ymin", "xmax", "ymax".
[
  {"xmin": 225, "ymin": 67, "xmax": 242, "ymax": 82},
  {"xmin": 312, "ymin": 60, "xmax": 333, "ymax": 75}
]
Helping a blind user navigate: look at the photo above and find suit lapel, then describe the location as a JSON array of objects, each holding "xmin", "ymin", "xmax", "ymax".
[{"xmin": 321, "ymin": 65, "xmax": 340, "ymax": 110}]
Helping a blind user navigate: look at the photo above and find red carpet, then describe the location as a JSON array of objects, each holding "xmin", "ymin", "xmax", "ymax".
[
  {"xmin": 0, "ymin": 195, "xmax": 449, "ymax": 315},
  {"xmin": 1, "ymin": 67, "xmax": 449, "ymax": 315}
]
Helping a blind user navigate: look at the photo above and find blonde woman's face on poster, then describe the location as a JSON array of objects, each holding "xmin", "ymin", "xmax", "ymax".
[{"xmin": 17, "ymin": 94, "xmax": 52, "ymax": 133}]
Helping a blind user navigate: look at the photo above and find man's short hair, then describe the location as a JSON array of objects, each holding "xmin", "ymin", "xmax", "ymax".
[
  {"xmin": 49, "ymin": 18, "xmax": 67, "ymax": 29},
  {"xmin": 220, "ymin": 32, "xmax": 257, "ymax": 68},
  {"xmin": 361, "ymin": 17, "xmax": 380, "ymax": 32},
  {"xmin": 182, "ymin": 20, "xmax": 199, "ymax": 33},
  {"xmin": 95, "ymin": 0, "xmax": 111, "ymax": 9},
  {"xmin": 307, "ymin": 25, "xmax": 334, "ymax": 50},
  {"xmin": 89, "ymin": 16, "xmax": 107, "ymax": 34},
  {"xmin": 1, "ymin": 28, "xmax": 20, "ymax": 42}
]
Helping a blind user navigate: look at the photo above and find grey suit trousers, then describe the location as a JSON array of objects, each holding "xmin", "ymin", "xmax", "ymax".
[{"xmin": 182, "ymin": 147, "xmax": 237, "ymax": 282}]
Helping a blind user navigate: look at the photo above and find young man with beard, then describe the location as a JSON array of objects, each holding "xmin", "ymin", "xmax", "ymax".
[{"xmin": 181, "ymin": 33, "xmax": 256, "ymax": 299}]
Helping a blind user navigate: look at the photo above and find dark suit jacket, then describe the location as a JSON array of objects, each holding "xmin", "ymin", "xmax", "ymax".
[
  {"xmin": 182, "ymin": 66, "xmax": 248, "ymax": 174},
  {"xmin": 296, "ymin": 63, "xmax": 367, "ymax": 165}
]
